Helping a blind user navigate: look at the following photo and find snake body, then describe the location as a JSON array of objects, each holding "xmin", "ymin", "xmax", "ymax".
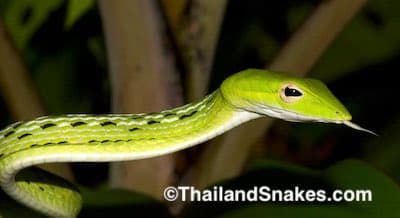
[{"xmin": 0, "ymin": 69, "xmax": 373, "ymax": 217}]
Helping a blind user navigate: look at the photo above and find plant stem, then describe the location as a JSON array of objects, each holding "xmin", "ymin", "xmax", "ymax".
[
  {"xmin": 161, "ymin": 0, "xmax": 228, "ymax": 100},
  {"xmin": 0, "ymin": 19, "xmax": 74, "ymax": 181},
  {"xmin": 99, "ymin": 0, "xmax": 182, "ymax": 199}
]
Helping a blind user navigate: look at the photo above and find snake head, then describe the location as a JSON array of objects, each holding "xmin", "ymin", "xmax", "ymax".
[{"xmin": 221, "ymin": 69, "xmax": 376, "ymax": 135}]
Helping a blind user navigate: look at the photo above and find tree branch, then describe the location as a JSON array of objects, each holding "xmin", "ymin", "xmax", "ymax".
[
  {"xmin": 0, "ymin": 20, "xmax": 45, "ymax": 120},
  {"xmin": 161, "ymin": 0, "xmax": 228, "ymax": 100},
  {"xmin": 0, "ymin": 19, "xmax": 74, "ymax": 181},
  {"xmin": 99, "ymin": 0, "xmax": 182, "ymax": 199}
]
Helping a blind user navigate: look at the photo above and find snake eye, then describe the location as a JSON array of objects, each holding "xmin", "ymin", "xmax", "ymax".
[
  {"xmin": 280, "ymin": 84, "xmax": 303, "ymax": 103},
  {"xmin": 284, "ymin": 87, "xmax": 302, "ymax": 97}
]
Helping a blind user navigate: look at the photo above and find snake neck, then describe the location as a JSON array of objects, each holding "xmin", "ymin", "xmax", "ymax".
[
  {"xmin": 0, "ymin": 90, "xmax": 261, "ymax": 171},
  {"xmin": 148, "ymin": 89, "xmax": 261, "ymax": 155},
  {"xmin": 0, "ymin": 90, "xmax": 260, "ymax": 218}
]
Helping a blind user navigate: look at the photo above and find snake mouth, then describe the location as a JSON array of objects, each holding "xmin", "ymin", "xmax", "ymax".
[
  {"xmin": 250, "ymin": 103, "xmax": 377, "ymax": 136},
  {"xmin": 250, "ymin": 103, "xmax": 346, "ymax": 123}
]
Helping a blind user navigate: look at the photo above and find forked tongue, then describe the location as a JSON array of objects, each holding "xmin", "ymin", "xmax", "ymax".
[{"xmin": 343, "ymin": 121, "xmax": 378, "ymax": 136}]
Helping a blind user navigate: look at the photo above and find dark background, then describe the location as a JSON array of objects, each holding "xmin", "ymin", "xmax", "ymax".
[{"xmin": 0, "ymin": 0, "xmax": 399, "ymax": 217}]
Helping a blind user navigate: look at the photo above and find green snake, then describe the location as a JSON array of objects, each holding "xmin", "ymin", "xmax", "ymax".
[{"xmin": 0, "ymin": 69, "xmax": 375, "ymax": 217}]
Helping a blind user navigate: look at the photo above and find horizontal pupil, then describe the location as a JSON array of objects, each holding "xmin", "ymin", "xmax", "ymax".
[{"xmin": 285, "ymin": 87, "xmax": 302, "ymax": 97}]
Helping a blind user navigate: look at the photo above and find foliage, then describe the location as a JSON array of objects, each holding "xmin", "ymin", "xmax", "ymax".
[
  {"xmin": 64, "ymin": 0, "xmax": 95, "ymax": 29},
  {"xmin": 182, "ymin": 160, "xmax": 400, "ymax": 218},
  {"xmin": 2, "ymin": 0, "xmax": 63, "ymax": 49}
]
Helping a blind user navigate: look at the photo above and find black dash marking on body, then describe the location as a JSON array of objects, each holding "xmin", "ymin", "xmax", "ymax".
[
  {"xmin": 131, "ymin": 116, "xmax": 141, "ymax": 120},
  {"xmin": 88, "ymin": 140, "xmax": 98, "ymax": 143},
  {"xmin": 58, "ymin": 141, "xmax": 68, "ymax": 144},
  {"xmin": 13, "ymin": 123, "xmax": 23, "ymax": 129},
  {"xmin": 164, "ymin": 113, "xmax": 175, "ymax": 117},
  {"xmin": 129, "ymin": 127, "xmax": 140, "ymax": 132},
  {"xmin": 101, "ymin": 140, "xmax": 110, "ymax": 143},
  {"xmin": 41, "ymin": 123, "xmax": 56, "ymax": 129},
  {"xmin": 30, "ymin": 144, "xmax": 39, "ymax": 148},
  {"xmin": 39, "ymin": 186, "xmax": 45, "ymax": 191},
  {"xmin": 44, "ymin": 142, "xmax": 54, "ymax": 146},
  {"xmin": 101, "ymin": 121, "xmax": 117, "ymax": 126},
  {"xmin": 179, "ymin": 110, "xmax": 198, "ymax": 120},
  {"xmin": 0, "ymin": 153, "xmax": 3, "ymax": 158},
  {"xmin": 71, "ymin": 121, "xmax": 87, "ymax": 127},
  {"xmin": 149, "ymin": 137, "xmax": 156, "ymax": 140},
  {"xmin": 4, "ymin": 131, "xmax": 15, "ymax": 138},
  {"xmin": 147, "ymin": 120, "xmax": 160, "ymax": 125},
  {"xmin": 127, "ymin": 139, "xmax": 133, "ymax": 142},
  {"xmin": 114, "ymin": 139, "xmax": 123, "ymax": 143},
  {"xmin": 18, "ymin": 133, "xmax": 32, "ymax": 140}
]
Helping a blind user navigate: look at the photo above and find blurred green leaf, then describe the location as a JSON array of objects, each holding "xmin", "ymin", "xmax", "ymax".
[
  {"xmin": 286, "ymin": 0, "xmax": 400, "ymax": 82},
  {"xmin": 32, "ymin": 47, "xmax": 92, "ymax": 114},
  {"xmin": 80, "ymin": 188, "xmax": 171, "ymax": 218},
  {"xmin": 182, "ymin": 159, "xmax": 400, "ymax": 218},
  {"xmin": 240, "ymin": 24, "xmax": 280, "ymax": 62},
  {"xmin": 0, "ymin": 186, "xmax": 170, "ymax": 218},
  {"xmin": 87, "ymin": 36, "xmax": 106, "ymax": 67},
  {"xmin": 65, "ymin": 0, "xmax": 95, "ymax": 29},
  {"xmin": 0, "ymin": 0, "xmax": 10, "ymax": 15},
  {"xmin": 0, "ymin": 191, "xmax": 46, "ymax": 218},
  {"xmin": 287, "ymin": 2, "xmax": 313, "ymax": 32},
  {"xmin": 2, "ymin": 0, "xmax": 63, "ymax": 48},
  {"xmin": 365, "ymin": 115, "xmax": 400, "ymax": 181}
]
